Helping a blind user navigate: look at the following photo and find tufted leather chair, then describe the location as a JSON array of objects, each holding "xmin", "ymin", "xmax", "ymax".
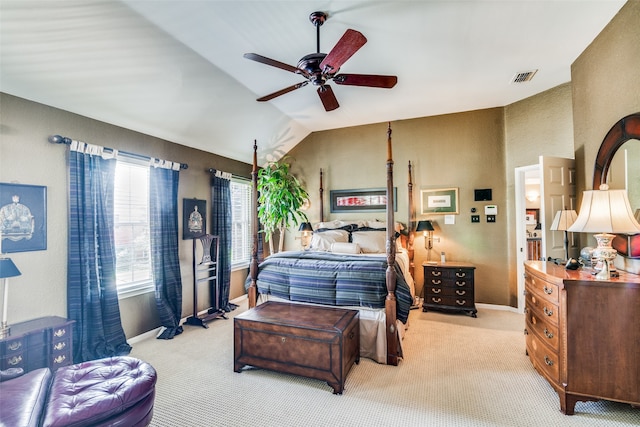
[{"xmin": 0, "ymin": 356, "xmax": 156, "ymax": 427}]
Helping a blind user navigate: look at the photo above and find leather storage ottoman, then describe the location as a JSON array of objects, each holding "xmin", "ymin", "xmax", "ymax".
[{"xmin": 234, "ymin": 301, "xmax": 359, "ymax": 394}]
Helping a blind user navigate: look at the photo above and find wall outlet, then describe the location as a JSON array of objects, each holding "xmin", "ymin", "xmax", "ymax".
[
  {"xmin": 471, "ymin": 215, "xmax": 480, "ymax": 223},
  {"xmin": 487, "ymin": 215, "xmax": 496, "ymax": 223}
]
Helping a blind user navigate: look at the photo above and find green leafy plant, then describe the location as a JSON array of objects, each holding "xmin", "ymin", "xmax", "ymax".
[{"xmin": 257, "ymin": 156, "xmax": 309, "ymax": 253}]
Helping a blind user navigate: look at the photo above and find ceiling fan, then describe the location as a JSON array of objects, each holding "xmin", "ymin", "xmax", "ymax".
[{"xmin": 244, "ymin": 11, "xmax": 398, "ymax": 112}]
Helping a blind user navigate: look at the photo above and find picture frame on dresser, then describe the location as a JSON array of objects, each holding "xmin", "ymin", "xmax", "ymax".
[
  {"xmin": 420, "ymin": 187, "xmax": 459, "ymax": 215},
  {"xmin": 0, "ymin": 183, "xmax": 47, "ymax": 253}
]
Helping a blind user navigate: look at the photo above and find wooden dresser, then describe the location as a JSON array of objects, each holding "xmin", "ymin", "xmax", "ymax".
[
  {"xmin": 423, "ymin": 262, "xmax": 477, "ymax": 317},
  {"xmin": 0, "ymin": 316, "xmax": 74, "ymax": 373},
  {"xmin": 524, "ymin": 261, "xmax": 640, "ymax": 415}
]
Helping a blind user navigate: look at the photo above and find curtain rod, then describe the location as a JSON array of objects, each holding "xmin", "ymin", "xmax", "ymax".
[
  {"xmin": 207, "ymin": 168, "xmax": 247, "ymax": 180},
  {"xmin": 48, "ymin": 134, "xmax": 188, "ymax": 170}
]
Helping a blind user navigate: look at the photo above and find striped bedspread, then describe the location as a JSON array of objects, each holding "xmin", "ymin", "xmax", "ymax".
[{"xmin": 247, "ymin": 251, "xmax": 412, "ymax": 323}]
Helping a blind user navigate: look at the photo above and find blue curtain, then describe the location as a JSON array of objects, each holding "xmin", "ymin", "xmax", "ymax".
[
  {"xmin": 68, "ymin": 149, "xmax": 131, "ymax": 363},
  {"xmin": 210, "ymin": 174, "xmax": 232, "ymax": 311},
  {"xmin": 149, "ymin": 166, "xmax": 183, "ymax": 339}
]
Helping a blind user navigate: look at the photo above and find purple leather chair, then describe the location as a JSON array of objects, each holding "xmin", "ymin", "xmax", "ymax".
[{"xmin": 0, "ymin": 356, "xmax": 157, "ymax": 427}]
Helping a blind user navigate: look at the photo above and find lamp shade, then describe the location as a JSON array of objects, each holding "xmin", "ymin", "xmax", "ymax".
[
  {"xmin": 567, "ymin": 189, "xmax": 640, "ymax": 233},
  {"xmin": 549, "ymin": 210, "xmax": 578, "ymax": 231},
  {"xmin": 298, "ymin": 222, "xmax": 313, "ymax": 232},
  {"xmin": 416, "ymin": 220, "xmax": 434, "ymax": 232},
  {"xmin": 0, "ymin": 258, "xmax": 21, "ymax": 279}
]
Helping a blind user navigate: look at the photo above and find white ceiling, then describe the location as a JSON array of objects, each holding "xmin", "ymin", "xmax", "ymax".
[{"xmin": 0, "ymin": 1, "xmax": 626, "ymax": 164}]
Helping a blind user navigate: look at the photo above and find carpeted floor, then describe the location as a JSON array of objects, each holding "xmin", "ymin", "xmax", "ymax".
[{"xmin": 131, "ymin": 298, "xmax": 639, "ymax": 427}]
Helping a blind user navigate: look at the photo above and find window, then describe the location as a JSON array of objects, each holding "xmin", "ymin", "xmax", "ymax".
[
  {"xmin": 114, "ymin": 160, "xmax": 153, "ymax": 297},
  {"xmin": 230, "ymin": 178, "xmax": 252, "ymax": 268}
]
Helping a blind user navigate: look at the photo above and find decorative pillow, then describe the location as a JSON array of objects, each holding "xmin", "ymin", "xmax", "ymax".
[
  {"xmin": 330, "ymin": 242, "xmax": 361, "ymax": 254},
  {"xmin": 351, "ymin": 230, "xmax": 387, "ymax": 253},
  {"xmin": 314, "ymin": 220, "xmax": 354, "ymax": 230},
  {"xmin": 309, "ymin": 229, "xmax": 349, "ymax": 251}
]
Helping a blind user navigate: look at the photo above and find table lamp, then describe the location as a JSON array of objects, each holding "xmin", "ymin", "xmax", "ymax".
[
  {"xmin": 567, "ymin": 185, "xmax": 640, "ymax": 279},
  {"xmin": 549, "ymin": 209, "xmax": 578, "ymax": 262},
  {"xmin": 298, "ymin": 222, "xmax": 313, "ymax": 250},
  {"xmin": 416, "ymin": 220, "xmax": 435, "ymax": 260},
  {"xmin": 0, "ymin": 257, "xmax": 22, "ymax": 339}
]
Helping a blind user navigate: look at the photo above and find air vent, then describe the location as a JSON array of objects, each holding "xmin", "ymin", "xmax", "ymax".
[{"xmin": 511, "ymin": 70, "xmax": 538, "ymax": 84}]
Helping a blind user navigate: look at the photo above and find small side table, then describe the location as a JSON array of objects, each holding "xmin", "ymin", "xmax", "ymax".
[{"xmin": 422, "ymin": 262, "xmax": 477, "ymax": 317}]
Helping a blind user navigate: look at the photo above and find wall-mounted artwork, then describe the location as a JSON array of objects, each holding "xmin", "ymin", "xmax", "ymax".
[
  {"xmin": 183, "ymin": 198, "xmax": 206, "ymax": 240},
  {"xmin": 0, "ymin": 183, "xmax": 47, "ymax": 253},
  {"xmin": 420, "ymin": 187, "xmax": 459, "ymax": 215},
  {"xmin": 330, "ymin": 188, "xmax": 397, "ymax": 213}
]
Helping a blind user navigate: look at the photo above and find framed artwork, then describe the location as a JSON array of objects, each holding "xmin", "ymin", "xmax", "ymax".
[
  {"xmin": 0, "ymin": 183, "xmax": 47, "ymax": 253},
  {"xmin": 330, "ymin": 188, "xmax": 397, "ymax": 213},
  {"xmin": 183, "ymin": 198, "xmax": 206, "ymax": 240},
  {"xmin": 420, "ymin": 187, "xmax": 459, "ymax": 215}
]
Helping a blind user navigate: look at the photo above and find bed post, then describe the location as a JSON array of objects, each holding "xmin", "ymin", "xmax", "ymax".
[
  {"xmin": 248, "ymin": 140, "xmax": 259, "ymax": 308},
  {"xmin": 385, "ymin": 123, "xmax": 399, "ymax": 366},
  {"xmin": 319, "ymin": 168, "xmax": 324, "ymax": 223},
  {"xmin": 407, "ymin": 161, "xmax": 415, "ymax": 279}
]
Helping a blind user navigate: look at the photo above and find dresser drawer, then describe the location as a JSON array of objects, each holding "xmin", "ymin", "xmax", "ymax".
[
  {"xmin": 525, "ymin": 307, "xmax": 559, "ymax": 351},
  {"xmin": 525, "ymin": 273, "xmax": 559, "ymax": 304},
  {"xmin": 425, "ymin": 295, "xmax": 475, "ymax": 309},
  {"xmin": 525, "ymin": 287, "xmax": 559, "ymax": 326},
  {"xmin": 0, "ymin": 336, "xmax": 27, "ymax": 356},
  {"xmin": 425, "ymin": 286, "xmax": 473, "ymax": 298},
  {"xmin": 1, "ymin": 352, "xmax": 26, "ymax": 370},
  {"xmin": 526, "ymin": 328, "xmax": 560, "ymax": 384}
]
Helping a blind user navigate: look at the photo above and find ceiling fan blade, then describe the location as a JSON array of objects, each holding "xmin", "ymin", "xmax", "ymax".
[
  {"xmin": 317, "ymin": 85, "xmax": 339, "ymax": 111},
  {"xmin": 257, "ymin": 81, "xmax": 308, "ymax": 102},
  {"xmin": 244, "ymin": 53, "xmax": 306, "ymax": 76},
  {"xmin": 319, "ymin": 29, "xmax": 367, "ymax": 74},
  {"xmin": 333, "ymin": 73, "xmax": 398, "ymax": 88}
]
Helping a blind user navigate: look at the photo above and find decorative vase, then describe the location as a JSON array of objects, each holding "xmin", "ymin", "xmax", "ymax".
[{"xmin": 592, "ymin": 233, "xmax": 617, "ymax": 280}]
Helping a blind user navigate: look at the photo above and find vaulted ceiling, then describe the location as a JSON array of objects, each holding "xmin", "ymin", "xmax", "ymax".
[{"xmin": 0, "ymin": 1, "xmax": 626, "ymax": 164}]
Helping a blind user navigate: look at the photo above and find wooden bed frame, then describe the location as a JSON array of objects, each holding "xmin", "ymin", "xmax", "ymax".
[{"xmin": 247, "ymin": 123, "xmax": 413, "ymax": 366}]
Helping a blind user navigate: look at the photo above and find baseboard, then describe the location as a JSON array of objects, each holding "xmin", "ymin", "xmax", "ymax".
[
  {"xmin": 128, "ymin": 295, "xmax": 249, "ymax": 345},
  {"xmin": 476, "ymin": 303, "xmax": 520, "ymax": 314}
]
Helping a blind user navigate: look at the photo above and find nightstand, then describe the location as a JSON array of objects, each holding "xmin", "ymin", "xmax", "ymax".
[{"xmin": 422, "ymin": 262, "xmax": 477, "ymax": 317}]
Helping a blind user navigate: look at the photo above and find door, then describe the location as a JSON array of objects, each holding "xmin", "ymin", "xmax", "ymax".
[
  {"xmin": 539, "ymin": 156, "xmax": 577, "ymax": 261},
  {"xmin": 515, "ymin": 156, "xmax": 575, "ymax": 312}
]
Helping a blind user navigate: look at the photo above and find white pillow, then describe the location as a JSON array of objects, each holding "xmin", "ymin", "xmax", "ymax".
[
  {"xmin": 351, "ymin": 230, "xmax": 387, "ymax": 253},
  {"xmin": 330, "ymin": 242, "xmax": 361, "ymax": 254},
  {"xmin": 309, "ymin": 229, "xmax": 349, "ymax": 251},
  {"xmin": 314, "ymin": 220, "xmax": 352, "ymax": 230}
]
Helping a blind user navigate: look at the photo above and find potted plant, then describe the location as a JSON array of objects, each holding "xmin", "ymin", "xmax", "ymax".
[{"xmin": 257, "ymin": 156, "xmax": 310, "ymax": 254}]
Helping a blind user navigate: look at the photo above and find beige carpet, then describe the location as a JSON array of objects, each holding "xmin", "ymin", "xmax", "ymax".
[{"xmin": 131, "ymin": 299, "xmax": 639, "ymax": 427}]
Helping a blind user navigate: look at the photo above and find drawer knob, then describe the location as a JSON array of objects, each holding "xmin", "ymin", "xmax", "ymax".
[
  {"xmin": 54, "ymin": 355, "xmax": 66, "ymax": 364},
  {"xmin": 543, "ymin": 306, "xmax": 554, "ymax": 317},
  {"xmin": 455, "ymin": 299, "xmax": 466, "ymax": 306},
  {"xmin": 431, "ymin": 271, "xmax": 442, "ymax": 277},
  {"xmin": 281, "ymin": 337, "xmax": 286, "ymax": 343},
  {"xmin": 54, "ymin": 342, "xmax": 66, "ymax": 351},
  {"xmin": 543, "ymin": 285, "xmax": 553, "ymax": 295},
  {"xmin": 456, "ymin": 281, "xmax": 466, "ymax": 287},
  {"xmin": 544, "ymin": 356, "xmax": 554, "ymax": 366},
  {"xmin": 54, "ymin": 329, "xmax": 66, "ymax": 338},
  {"xmin": 456, "ymin": 290, "xmax": 466, "ymax": 296},
  {"xmin": 348, "ymin": 331, "xmax": 355, "ymax": 340},
  {"xmin": 8, "ymin": 341, "xmax": 22, "ymax": 351},
  {"xmin": 8, "ymin": 355, "xmax": 22, "ymax": 366},
  {"xmin": 432, "ymin": 297, "xmax": 442, "ymax": 303},
  {"xmin": 544, "ymin": 328, "xmax": 554, "ymax": 339},
  {"xmin": 455, "ymin": 272, "xmax": 466, "ymax": 278},
  {"xmin": 431, "ymin": 288, "xmax": 442, "ymax": 294},
  {"xmin": 432, "ymin": 279, "xmax": 442, "ymax": 285}
]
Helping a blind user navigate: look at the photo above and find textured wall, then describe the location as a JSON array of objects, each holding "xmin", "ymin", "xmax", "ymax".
[{"xmin": 0, "ymin": 93, "xmax": 251, "ymax": 338}]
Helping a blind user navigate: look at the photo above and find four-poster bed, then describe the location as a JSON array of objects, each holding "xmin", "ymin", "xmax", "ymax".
[{"xmin": 247, "ymin": 124, "xmax": 414, "ymax": 365}]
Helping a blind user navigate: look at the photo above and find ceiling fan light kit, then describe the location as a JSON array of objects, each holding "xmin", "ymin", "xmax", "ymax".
[{"xmin": 244, "ymin": 11, "xmax": 398, "ymax": 111}]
